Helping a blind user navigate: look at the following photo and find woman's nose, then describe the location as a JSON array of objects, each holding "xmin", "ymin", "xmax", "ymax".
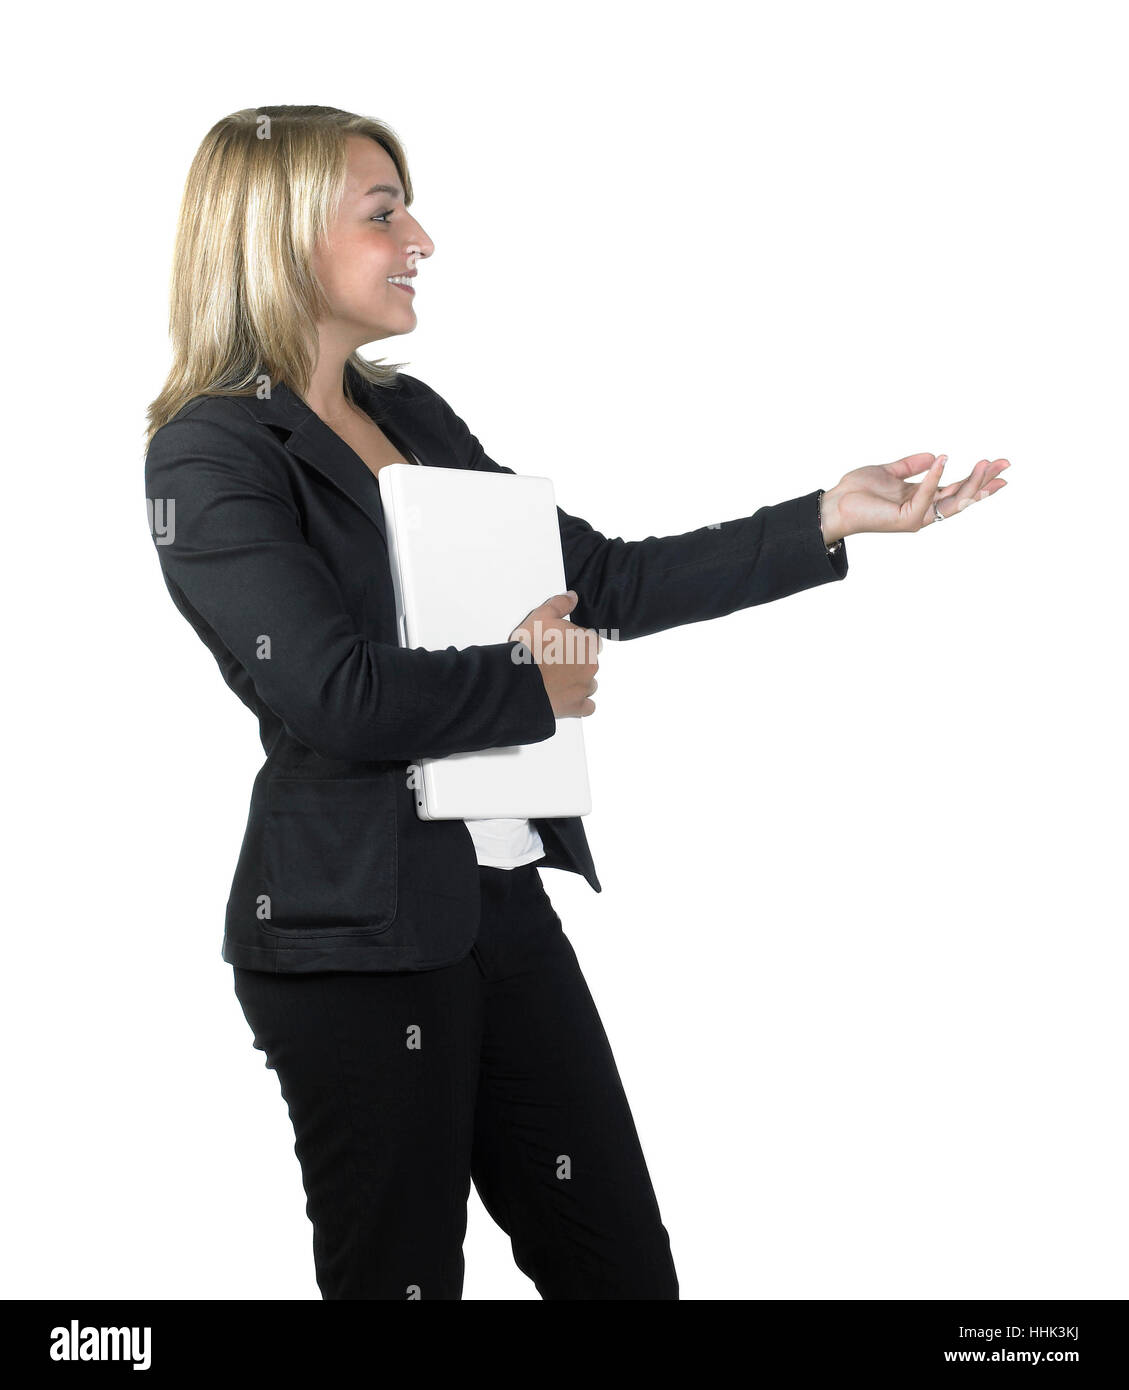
[{"xmin": 405, "ymin": 237, "xmax": 434, "ymax": 268}]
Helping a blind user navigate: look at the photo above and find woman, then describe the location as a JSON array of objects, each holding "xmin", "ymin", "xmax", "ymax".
[{"xmin": 144, "ymin": 106, "xmax": 1009, "ymax": 1301}]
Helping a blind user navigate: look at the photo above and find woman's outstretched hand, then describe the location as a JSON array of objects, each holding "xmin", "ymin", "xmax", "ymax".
[{"xmin": 819, "ymin": 453, "xmax": 1011, "ymax": 543}]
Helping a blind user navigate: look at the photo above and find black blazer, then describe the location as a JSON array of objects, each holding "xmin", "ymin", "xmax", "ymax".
[{"xmin": 144, "ymin": 361, "xmax": 848, "ymax": 973}]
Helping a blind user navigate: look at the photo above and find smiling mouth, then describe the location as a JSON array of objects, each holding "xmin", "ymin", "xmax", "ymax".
[{"xmin": 387, "ymin": 275, "xmax": 415, "ymax": 294}]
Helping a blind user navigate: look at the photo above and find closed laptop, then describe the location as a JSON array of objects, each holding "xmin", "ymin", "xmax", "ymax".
[{"xmin": 378, "ymin": 462, "xmax": 592, "ymax": 820}]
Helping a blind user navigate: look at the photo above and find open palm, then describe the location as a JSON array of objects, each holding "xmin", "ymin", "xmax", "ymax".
[{"xmin": 833, "ymin": 453, "xmax": 1010, "ymax": 535}]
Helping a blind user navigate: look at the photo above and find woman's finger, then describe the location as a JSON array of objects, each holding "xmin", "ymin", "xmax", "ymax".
[
  {"xmin": 887, "ymin": 452, "xmax": 941, "ymax": 480},
  {"xmin": 954, "ymin": 476, "xmax": 1008, "ymax": 513},
  {"xmin": 939, "ymin": 466, "xmax": 1010, "ymax": 519},
  {"xmin": 915, "ymin": 456, "xmax": 1011, "ymax": 522},
  {"xmin": 936, "ymin": 458, "xmax": 988, "ymax": 517},
  {"xmin": 954, "ymin": 459, "xmax": 1003, "ymax": 512},
  {"xmin": 936, "ymin": 460, "xmax": 986, "ymax": 500},
  {"xmin": 907, "ymin": 454, "xmax": 947, "ymax": 526},
  {"xmin": 937, "ymin": 458, "xmax": 989, "ymax": 517},
  {"xmin": 930, "ymin": 458, "xmax": 1012, "ymax": 517}
]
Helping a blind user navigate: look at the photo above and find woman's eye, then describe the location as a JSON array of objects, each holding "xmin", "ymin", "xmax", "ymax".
[{"xmin": 370, "ymin": 210, "xmax": 394, "ymax": 224}]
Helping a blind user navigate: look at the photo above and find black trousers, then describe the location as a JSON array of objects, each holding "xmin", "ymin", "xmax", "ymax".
[{"xmin": 232, "ymin": 863, "xmax": 679, "ymax": 1299}]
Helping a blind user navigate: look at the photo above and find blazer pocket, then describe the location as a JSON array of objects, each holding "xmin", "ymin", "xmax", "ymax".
[{"xmin": 261, "ymin": 776, "xmax": 398, "ymax": 936}]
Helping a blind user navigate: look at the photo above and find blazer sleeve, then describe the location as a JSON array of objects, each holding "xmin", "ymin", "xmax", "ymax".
[
  {"xmin": 144, "ymin": 412, "xmax": 557, "ymax": 764},
  {"xmin": 418, "ymin": 379, "xmax": 850, "ymax": 641}
]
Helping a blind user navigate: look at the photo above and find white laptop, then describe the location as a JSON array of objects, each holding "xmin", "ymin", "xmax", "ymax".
[{"xmin": 378, "ymin": 461, "xmax": 592, "ymax": 821}]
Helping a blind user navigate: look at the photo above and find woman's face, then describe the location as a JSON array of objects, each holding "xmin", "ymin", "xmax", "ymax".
[{"xmin": 311, "ymin": 135, "xmax": 434, "ymax": 344}]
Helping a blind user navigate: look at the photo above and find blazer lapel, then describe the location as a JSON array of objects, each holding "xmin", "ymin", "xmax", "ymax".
[
  {"xmin": 283, "ymin": 409, "xmax": 390, "ymax": 552},
  {"xmin": 235, "ymin": 365, "xmax": 428, "ymax": 555}
]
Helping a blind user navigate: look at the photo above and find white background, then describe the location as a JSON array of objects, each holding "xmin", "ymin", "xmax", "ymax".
[{"xmin": 3, "ymin": 0, "xmax": 1124, "ymax": 1300}]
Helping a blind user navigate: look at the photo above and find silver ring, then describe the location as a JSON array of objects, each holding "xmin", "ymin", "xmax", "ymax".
[{"xmin": 932, "ymin": 501, "xmax": 945, "ymax": 523}]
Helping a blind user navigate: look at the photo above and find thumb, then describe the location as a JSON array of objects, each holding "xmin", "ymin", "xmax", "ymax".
[{"xmin": 544, "ymin": 590, "xmax": 578, "ymax": 616}]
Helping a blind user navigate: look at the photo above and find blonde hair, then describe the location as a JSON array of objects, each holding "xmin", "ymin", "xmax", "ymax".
[{"xmin": 144, "ymin": 105, "xmax": 414, "ymax": 450}]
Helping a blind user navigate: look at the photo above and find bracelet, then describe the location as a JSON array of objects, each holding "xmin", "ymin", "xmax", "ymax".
[{"xmin": 817, "ymin": 488, "xmax": 843, "ymax": 556}]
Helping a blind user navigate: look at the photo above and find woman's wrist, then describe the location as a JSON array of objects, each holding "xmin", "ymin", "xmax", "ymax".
[{"xmin": 818, "ymin": 485, "xmax": 846, "ymax": 547}]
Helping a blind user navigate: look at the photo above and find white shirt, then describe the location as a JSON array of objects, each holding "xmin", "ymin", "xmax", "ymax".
[{"xmin": 465, "ymin": 817, "xmax": 546, "ymax": 869}]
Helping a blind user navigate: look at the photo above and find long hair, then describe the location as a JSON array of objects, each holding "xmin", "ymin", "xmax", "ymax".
[{"xmin": 144, "ymin": 105, "xmax": 413, "ymax": 450}]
